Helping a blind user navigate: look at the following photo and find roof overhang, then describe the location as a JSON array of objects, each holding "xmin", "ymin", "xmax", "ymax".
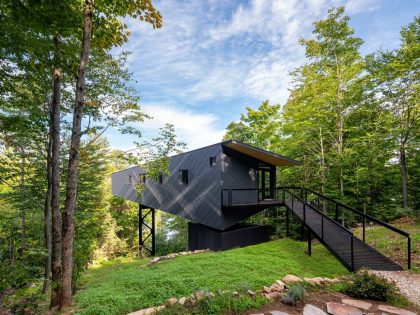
[{"xmin": 222, "ymin": 140, "xmax": 301, "ymax": 166}]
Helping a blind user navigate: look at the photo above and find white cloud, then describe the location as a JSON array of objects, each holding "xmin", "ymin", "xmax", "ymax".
[{"xmin": 141, "ymin": 104, "xmax": 225, "ymax": 150}]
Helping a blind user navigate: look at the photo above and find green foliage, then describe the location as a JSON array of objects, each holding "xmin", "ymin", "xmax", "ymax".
[
  {"xmin": 74, "ymin": 240, "xmax": 347, "ymax": 314},
  {"xmin": 342, "ymin": 271, "xmax": 396, "ymax": 301},
  {"xmin": 281, "ymin": 283, "xmax": 305, "ymax": 306},
  {"xmin": 155, "ymin": 212, "xmax": 188, "ymax": 256}
]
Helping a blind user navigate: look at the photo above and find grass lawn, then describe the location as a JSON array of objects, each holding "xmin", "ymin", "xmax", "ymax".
[
  {"xmin": 353, "ymin": 222, "xmax": 420, "ymax": 272},
  {"xmin": 74, "ymin": 239, "xmax": 347, "ymax": 315}
]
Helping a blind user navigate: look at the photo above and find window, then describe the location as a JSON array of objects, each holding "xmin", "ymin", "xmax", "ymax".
[
  {"xmin": 128, "ymin": 174, "xmax": 132, "ymax": 184},
  {"xmin": 179, "ymin": 169, "xmax": 188, "ymax": 185},
  {"xmin": 139, "ymin": 174, "xmax": 146, "ymax": 184},
  {"xmin": 158, "ymin": 173, "xmax": 163, "ymax": 184},
  {"xmin": 210, "ymin": 156, "xmax": 216, "ymax": 167}
]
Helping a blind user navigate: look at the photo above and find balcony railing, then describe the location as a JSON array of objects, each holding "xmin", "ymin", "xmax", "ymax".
[{"xmin": 221, "ymin": 188, "xmax": 284, "ymax": 208}]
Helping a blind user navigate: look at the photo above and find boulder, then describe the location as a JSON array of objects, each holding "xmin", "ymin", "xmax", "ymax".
[
  {"xmin": 165, "ymin": 297, "xmax": 178, "ymax": 306},
  {"xmin": 303, "ymin": 304, "xmax": 327, "ymax": 315},
  {"xmin": 267, "ymin": 292, "xmax": 281, "ymax": 301},
  {"xmin": 341, "ymin": 299, "xmax": 372, "ymax": 311},
  {"xmin": 282, "ymin": 274, "xmax": 302, "ymax": 284},
  {"xmin": 275, "ymin": 280, "xmax": 286, "ymax": 290},
  {"xmin": 304, "ymin": 277, "xmax": 322, "ymax": 286},
  {"xmin": 263, "ymin": 286, "xmax": 271, "ymax": 293},
  {"xmin": 247, "ymin": 290, "xmax": 256, "ymax": 296},
  {"xmin": 377, "ymin": 305, "xmax": 417, "ymax": 315},
  {"xmin": 270, "ymin": 284, "xmax": 284, "ymax": 292},
  {"xmin": 326, "ymin": 302, "xmax": 363, "ymax": 315},
  {"xmin": 178, "ymin": 297, "xmax": 187, "ymax": 305},
  {"xmin": 151, "ymin": 257, "xmax": 160, "ymax": 263},
  {"xmin": 270, "ymin": 311, "xmax": 291, "ymax": 315}
]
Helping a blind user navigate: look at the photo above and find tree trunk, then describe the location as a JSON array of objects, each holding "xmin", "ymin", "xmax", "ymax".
[
  {"xmin": 50, "ymin": 67, "xmax": 62, "ymax": 307},
  {"xmin": 400, "ymin": 143, "xmax": 409, "ymax": 210},
  {"xmin": 20, "ymin": 146, "xmax": 26, "ymax": 254},
  {"xmin": 43, "ymin": 120, "xmax": 52, "ymax": 294},
  {"xmin": 60, "ymin": 0, "xmax": 93, "ymax": 308}
]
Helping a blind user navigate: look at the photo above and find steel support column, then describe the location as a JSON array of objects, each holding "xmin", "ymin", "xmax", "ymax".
[{"xmin": 138, "ymin": 204, "xmax": 156, "ymax": 256}]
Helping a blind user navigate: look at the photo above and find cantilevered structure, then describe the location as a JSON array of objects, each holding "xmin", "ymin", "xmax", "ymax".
[{"xmin": 111, "ymin": 140, "xmax": 411, "ymax": 271}]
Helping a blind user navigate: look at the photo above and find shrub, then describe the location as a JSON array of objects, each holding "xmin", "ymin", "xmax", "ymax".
[
  {"xmin": 282, "ymin": 283, "xmax": 305, "ymax": 306},
  {"xmin": 342, "ymin": 271, "xmax": 396, "ymax": 301}
]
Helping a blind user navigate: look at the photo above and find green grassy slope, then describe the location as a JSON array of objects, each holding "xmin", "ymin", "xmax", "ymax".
[{"xmin": 74, "ymin": 239, "xmax": 347, "ymax": 315}]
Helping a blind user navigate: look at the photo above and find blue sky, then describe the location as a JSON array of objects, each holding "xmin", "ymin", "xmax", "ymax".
[{"xmin": 107, "ymin": 0, "xmax": 419, "ymax": 151}]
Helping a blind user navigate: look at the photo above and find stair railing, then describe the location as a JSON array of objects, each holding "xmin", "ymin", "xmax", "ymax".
[
  {"xmin": 284, "ymin": 188, "xmax": 356, "ymax": 270},
  {"xmin": 280, "ymin": 186, "xmax": 411, "ymax": 270}
]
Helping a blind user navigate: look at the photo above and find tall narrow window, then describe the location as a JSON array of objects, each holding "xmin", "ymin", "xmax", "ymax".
[
  {"xmin": 128, "ymin": 174, "xmax": 132, "ymax": 184},
  {"xmin": 139, "ymin": 174, "xmax": 146, "ymax": 184},
  {"xmin": 179, "ymin": 170, "xmax": 188, "ymax": 185},
  {"xmin": 210, "ymin": 156, "xmax": 216, "ymax": 167},
  {"xmin": 158, "ymin": 173, "xmax": 163, "ymax": 184}
]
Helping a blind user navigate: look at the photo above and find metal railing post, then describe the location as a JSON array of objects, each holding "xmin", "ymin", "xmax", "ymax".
[
  {"xmin": 362, "ymin": 215, "xmax": 366, "ymax": 242},
  {"xmin": 351, "ymin": 235, "xmax": 355, "ymax": 271},
  {"xmin": 282, "ymin": 188, "xmax": 285, "ymax": 203},
  {"xmin": 408, "ymin": 237, "xmax": 411, "ymax": 270},
  {"xmin": 286, "ymin": 207, "xmax": 289, "ymax": 237},
  {"xmin": 307, "ymin": 228, "xmax": 312, "ymax": 256},
  {"xmin": 321, "ymin": 215, "xmax": 324, "ymax": 240},
  {"xmin": 229, "ymin": 190, "xmax": 232, "ymax": 207},
  {"xmin": 335, "ymin": 203, "xmax": 339, "ymax": 221},
  {"xmin": 303, "ymin": 202, "xmax": 306, "ymax": 223}
]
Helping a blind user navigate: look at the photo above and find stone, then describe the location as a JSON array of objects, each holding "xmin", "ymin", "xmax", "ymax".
[
  {"xmin": 342, "ymin": 299, "xmax": 372, "ymax": 311},
  {"xmin": 178, "ymin": 297, "xmax": 187, "ymax": 305},
  {"xmin": 151, "ymin": 257, "xmax": 160, "ymax": 263},
  {"xmin": 127, "ymin": 305, "xmax": 165, "ymax": 315},
  {"xmin": 270, "ymin": 311, "xmax": 291, "ymax": 315},
  {"xmin": 270, "ymin": 284, "xmax": 283, "ymax": 292},
  {"xmin": 378, "ymin": 305, "xmax": 417, "ymax": 315},
  {"xmin": 249, "ymin": 313, "xmax": 264, "ymax": 315},
  {"xmin": 303, "ymin": 304, "xmax": 327, "ymax": 315},
  {"xmin": 232, "ymin": 291, "xmax": 239, "ymax": 296},
  {"xmin": 247, "ymin": 289, "xmax": 256, "ymax": 296},
  {"xmin": 282, "ymin": 274, "xmax": 302, "ymax": 284},
  {"xmin": 326, "ymin": 302, "xmax": 363, "ymax": 315},
  {"xmin": 304, "ymin": 277, "xmax": 322, "ymax": 286},
  {"xmin": 165, "ymin": 297, "xmax": 178, "ymax": 306},
  {"xmin": 263, "ymin": 286, "xmax": 271, "ymax": 293},
  {"xmin": 275, "ymin": 280, "xmax": 286, "ymax": 290},
  {"xmin": 267, "ymin": 292, "xmax": 281, "ymax": 301}
]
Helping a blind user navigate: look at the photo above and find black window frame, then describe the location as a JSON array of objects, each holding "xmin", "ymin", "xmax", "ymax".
[
  {"xmin": 139, "ymin": 173, "xmax": 146, "ymax": 184},
  {"xmin": 158, "ymin": 173, "xmax": 163, "ymax": 184},
  {"xmin": 210, "ymin": 156, "xmax": 216, "ymax": 167},
  {"xmin": 179, "ymin": 169, "xmax": 188, "ymax": 185}
]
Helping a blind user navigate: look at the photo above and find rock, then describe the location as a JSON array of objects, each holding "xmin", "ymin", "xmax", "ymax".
[
  {"xmin": 247, "ymin": 289, "xmax": 256, "ymax": 296},
  {"xmin": 282, "ymin": 274, "xmax": 302, "ymax": 284},
  {"xmin": 303, "ymin": 304, "xmax": 327, "ymax": 315},
  {"xmin": 165, "ymin": 297, "xmax": 178, "ymax": 306},
  {"xmin": 275, "ymin": 280, "xmax": 286, "ymax": 290},
  {"xmin": 270, "ymin": 311, "xmax": 291, "ymax": 315},
  {"xmin": 249, "ymin": 313, "xmax": 264, "ymax": 315},
  {"xmin": 178, "ymin": 297, "xmax": 187, "ymax": 305},
  {"xmin": 304, "ymin": 277, "xmax": 322, "ymax": 286},
  {"xmin": 151, "ymin": 257, "xmax": 160, "ymax": 263},
  {"xmin": 270, "ymin": 284, "xmax": 283, "ymax": 292},
  {"xmin": 232, "ymin": 291, "xmax": 239, "ymax": 296},
  {"xmin": 263, "ymin": 286, "xmax": 271, "ymax": 293},
  {"xmin": 128, "ymin": 305, "xmax": 165, "ymax": 315},
  {"xmin": 267, "ymin": 292, "xmax": 281, "ymax": 301},
  {"xmin": 326, "ymin": 302, "xmax": 363, "ymax": 315},
  {"xmin": 377, "ymin": 305, "xmax": 417, "ymax": 315},
  {"xmin": 195, "ymin": 290, "xmax": 207, "ymax": 300},
  {"xmin": 341, "ymin": 299, "xmax": 372, "ymax": 310}
]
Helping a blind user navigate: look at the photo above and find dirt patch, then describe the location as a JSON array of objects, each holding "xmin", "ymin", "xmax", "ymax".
[{"xmin": 243, "ymin": 289, "xmax": 420, "ymax": 315}]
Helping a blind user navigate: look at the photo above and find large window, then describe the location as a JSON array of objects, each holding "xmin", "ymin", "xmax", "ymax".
[{"xmin": 179, "ymin": 169, "xmax": 188, "ymax": 185}]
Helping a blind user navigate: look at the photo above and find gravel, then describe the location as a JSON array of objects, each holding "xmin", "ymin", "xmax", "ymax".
[{"xmin": 369, "ymin": 270, "xmax": 420, "ymax": 306}]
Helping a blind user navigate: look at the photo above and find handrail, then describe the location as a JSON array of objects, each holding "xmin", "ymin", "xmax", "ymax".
[
  {"xmin": 279, "ymin": 186, "xmax": 411, "ymax": 269},
  {"xmin": 284, "ymin": 188, "xmax": 354, "ymax": 236}
]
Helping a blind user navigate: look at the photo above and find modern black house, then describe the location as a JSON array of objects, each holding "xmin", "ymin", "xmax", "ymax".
[
  {"xmin": 112, "ymin": 140, "xmax": 411, "ymax": 271},
  {"xmin": 111, "ymin": 140, "xmax": 299, "ymax": 252}
]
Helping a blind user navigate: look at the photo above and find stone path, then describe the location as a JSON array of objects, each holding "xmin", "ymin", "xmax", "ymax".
[{"xmin": 369, "ymin": 270, "xmax": 420, "ymax": 306}]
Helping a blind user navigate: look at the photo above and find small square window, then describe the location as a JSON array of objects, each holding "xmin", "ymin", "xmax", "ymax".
[
  {"xmin": 179, "ymin": 169, "xmax": 188, "ymax": 185},
  {"xmin": 210, "ymin": 156, "xmax": 216, "ymax": 167}
]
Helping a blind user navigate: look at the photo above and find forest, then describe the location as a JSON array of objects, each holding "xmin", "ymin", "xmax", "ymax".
[{"xmin": 0, "ymin": 1, "xmax": 419, "ymax": 313}]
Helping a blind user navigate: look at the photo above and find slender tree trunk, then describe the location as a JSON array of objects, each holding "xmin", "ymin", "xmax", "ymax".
[
  {"xmin": 60, "ymin": 0, "xmax": 93, "ymax": 308},
  {"xmin": 9, "ymin": 233, "xmax": 15, "ymax": 264},
  {"xmin": 20, "ymin": 146, "xmax": 26, "ymax": 254},
  {"xmin": 400, "ymin": 142, "xmax": 409, "ymax": 210},
  {"xmin": 43, "ymin": 122, "xmax": 53, "ymax": 294},
  {"xmin": 50, "ymin": 67, "xmax": 62, "ymax": 307}
]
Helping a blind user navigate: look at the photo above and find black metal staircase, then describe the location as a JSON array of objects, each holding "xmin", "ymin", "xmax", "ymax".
[{"xmin": 221, "ymin": 187, "xmax": 411, "ymax": 271}]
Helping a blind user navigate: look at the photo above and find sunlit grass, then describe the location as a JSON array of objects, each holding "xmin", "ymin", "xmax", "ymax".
[{"xmin": 74, "ymin": 239, "xmax": 347, "ymax": 315}]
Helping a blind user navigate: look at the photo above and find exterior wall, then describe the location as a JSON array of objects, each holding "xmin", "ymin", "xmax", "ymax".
[
  {"xmin": 111, "ymin": 142, "xmax": 279, "ymax": 231},
  {"xmin": 112, "ymin": 143, "xmax": 224, "ymax": 228}
]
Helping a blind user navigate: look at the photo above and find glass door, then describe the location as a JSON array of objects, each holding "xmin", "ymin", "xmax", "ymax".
[{"xmin": 258, "ymin": 168, "xmax": 272, "ymax": 200}]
